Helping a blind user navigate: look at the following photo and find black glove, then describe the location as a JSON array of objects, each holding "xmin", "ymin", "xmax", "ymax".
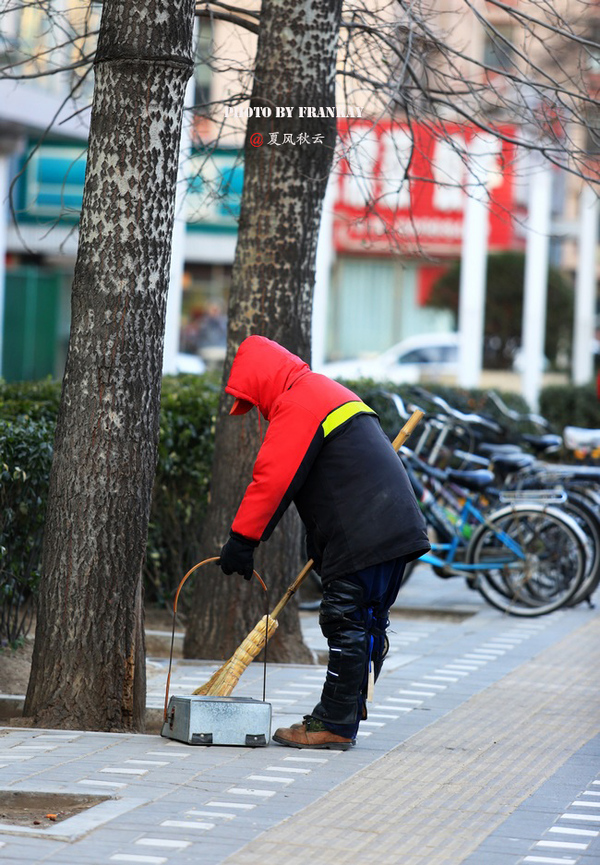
[{"xmin": 219, "ymin": 533, "xmax": 258, "ymax": 581}]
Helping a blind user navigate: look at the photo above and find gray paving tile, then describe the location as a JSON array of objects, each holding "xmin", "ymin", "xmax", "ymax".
[{"xmin": 1, "ymin": 585, "xmax": 599, "ymax": 865}]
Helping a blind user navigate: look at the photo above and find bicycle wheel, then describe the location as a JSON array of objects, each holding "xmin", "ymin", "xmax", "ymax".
[
  {"xmin": 561, "ymin": 492, "xmax": 600, "ymax": 606},
  {"xmin": 466, "ymin": 504, "xmax": 587, "ymax": 616}
]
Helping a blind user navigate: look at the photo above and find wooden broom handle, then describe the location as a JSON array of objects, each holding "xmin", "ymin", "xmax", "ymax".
[
  {"xmin": 269, "ymin": 408, "xmax": 425, "ymax": 619},
  {"xmin": 392, "ymin": 408, "xmax": 425, "ymax": 452},
  {"xmin": 270, "ymin": 558, "xmax": 315, "ymax": 619}
]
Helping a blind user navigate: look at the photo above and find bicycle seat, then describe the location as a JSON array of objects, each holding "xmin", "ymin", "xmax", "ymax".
[
  {"xmin": 548, "ymin": 465, "xmax": 600, "ymax": 482},
  {"xmin": 478, "ymin": 443, "xmax": 523, "ymax": 457},
  {"xmin": 491, "ymin": 453, "xmax": 535, "ymax": 479},
  {"xmin": 446, "ymin": 469, "xmax": 495, "ymax": 491},
  {"xmin": 520, "ymin": 433, "xmax": 563, "ymax": 455}
]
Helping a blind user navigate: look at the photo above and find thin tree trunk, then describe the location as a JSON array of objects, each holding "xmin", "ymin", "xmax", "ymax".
[
  {"xmin": 184, "ymin": 0, "xmax": 343, "ymax": 664},
  {"xmin": 24, "ymin": 0, "xmax": 195, "ymax": 731}
]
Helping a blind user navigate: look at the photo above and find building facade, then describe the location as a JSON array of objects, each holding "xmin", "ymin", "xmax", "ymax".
[{"xmin": 0, "ymin": 1, "xmax": 597, "ymax": 383}]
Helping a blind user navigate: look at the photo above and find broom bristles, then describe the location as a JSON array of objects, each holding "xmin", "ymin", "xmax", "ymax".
[{"xmin": 192, "ymin": 614, "xmax": 279, "ymax": 696}]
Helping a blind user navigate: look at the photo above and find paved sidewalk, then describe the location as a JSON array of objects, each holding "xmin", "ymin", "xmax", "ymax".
[{"xmin": 1, "ymin": 566, "xmax": 599, "ymax": 865}]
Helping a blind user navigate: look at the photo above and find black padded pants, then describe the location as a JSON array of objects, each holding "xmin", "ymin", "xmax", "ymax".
[{"xmin": 310, "ymin": 557, "xmax": 407, "ymax": 738}]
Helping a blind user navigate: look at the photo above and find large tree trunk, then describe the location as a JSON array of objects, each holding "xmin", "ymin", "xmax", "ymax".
[
  {"xmin": 184, "ymin": 0, "xmax": 343, "ymax": 664},
  {"xmin": 24, "ymin": 0, "xmax": 195, "ymax": 731}
]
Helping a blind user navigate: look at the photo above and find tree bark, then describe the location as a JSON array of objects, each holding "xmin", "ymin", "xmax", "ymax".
[
  {"xmin": 24, "ymin": 0, "xmax": 195, "ymax": 731},
  {"xmin": 184, "ymin": 0, "xmax": 343, "ymax": 664}
]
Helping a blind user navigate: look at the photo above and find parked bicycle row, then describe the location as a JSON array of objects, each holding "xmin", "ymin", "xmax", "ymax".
[{"xmin": 369, "ymin": 386, "xmax": 600, "ymax": 618}]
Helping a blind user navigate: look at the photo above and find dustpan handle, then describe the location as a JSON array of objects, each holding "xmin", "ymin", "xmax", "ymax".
[
  {"xmin": 163, "ymin": 558, "xmax": 268, "ymax": 722},
  {"xmin": 270, "ymin": 558, "xmax": 315, "ymax": 619}
]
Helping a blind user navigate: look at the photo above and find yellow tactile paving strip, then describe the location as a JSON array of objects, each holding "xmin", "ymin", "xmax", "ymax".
[{"xmin": 224, "ymin": 616, "xmax": 600, "ymax": 865}]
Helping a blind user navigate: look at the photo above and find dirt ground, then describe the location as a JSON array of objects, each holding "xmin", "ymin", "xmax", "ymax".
[
  {"xmin": 0, "ymin": 637, "xmax": 34, "ymax": 696},
  {"xmin": 0, "ymin": 790, "xmax": 109, "ymax": 827},
  {"xmin": 0, "ymin": 605, "xmax": 180, "ymax": 700},
  {"xmin": 0, "ymin": 595, "xmax": 323, "ymax": 717}
]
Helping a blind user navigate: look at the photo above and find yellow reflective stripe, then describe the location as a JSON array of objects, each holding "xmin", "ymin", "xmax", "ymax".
[{"xmin": 321, "ymin": 402, "xmax": 376, "ymax": 438}]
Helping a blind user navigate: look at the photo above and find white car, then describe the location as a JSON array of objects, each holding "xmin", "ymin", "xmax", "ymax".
[
  {"xmin": 174, "ymin": 352, "xmax": 207, "ymax": 374},
  {"xmin": 316, "ymin": 333, "xmax": 460, "ymax": 384}
]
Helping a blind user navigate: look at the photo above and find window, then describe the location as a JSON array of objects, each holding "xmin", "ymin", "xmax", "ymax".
[
  {"xmin": 0, "ymin": 5, "xmax": 21, "ymax": 59},
  {"xmin": 387, "ymin": 23, "xmax": 435, "ymax": 113},
  {"xmin": 585, "ymin": 23, "xmax": 600, "ymax": 75},
  {"xmin": 194, "ymin": 19, "xmax": 213, "ymax": 110},
  {"xmin": 483, "ymin": 24, "xmax": 515, "ymax": 72},
  {"xmin": 585, "ymin": 104, "xmax": 600, "ymax": 155}
]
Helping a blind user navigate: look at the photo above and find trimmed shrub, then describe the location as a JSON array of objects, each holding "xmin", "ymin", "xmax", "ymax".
[
  {"xmin": 145, "ymin": 374, "xmax": 220, "ymax": 604},
  {"xmin": 0, "ymin": 375, "xmax": 220, "ymax": 628},
  {"xmin": 0, "ymin": 378, "xmax": 61, "ymax": 424},
  {"xmin": 539, "ymin": 383, "xmax": 600, "ymax": 431},
  {"xmin": 0, "ymin": 416, "xmax": 54, "ymax": 645}
]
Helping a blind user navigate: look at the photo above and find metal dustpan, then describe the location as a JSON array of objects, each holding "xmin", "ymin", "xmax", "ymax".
[
  {"xmin": 160, "ymin": 558, "xmax": 272, "ymax": 747},
  {"xmin": 161, "ymin": 694, "xmax": 271, "ymax": 747}
]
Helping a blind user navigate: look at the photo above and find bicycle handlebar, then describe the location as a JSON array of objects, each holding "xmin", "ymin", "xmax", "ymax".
[
  {"xmin": 485, "ymin": 391, "xmax": 551, "ymax": 430},
  {"xmin": 410, "ymin": 386, "xmax": 503, "ymax": 435}
]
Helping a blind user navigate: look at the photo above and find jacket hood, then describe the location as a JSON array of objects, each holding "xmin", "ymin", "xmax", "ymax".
[{"xmin": 226, "ymin": 336, "xmax": 311, "ymax": 420}]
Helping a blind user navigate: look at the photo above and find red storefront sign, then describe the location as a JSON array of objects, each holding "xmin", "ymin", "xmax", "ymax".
[{"xmin": 333, "ymin": 120, "xmax": 522, "ymax": 256}]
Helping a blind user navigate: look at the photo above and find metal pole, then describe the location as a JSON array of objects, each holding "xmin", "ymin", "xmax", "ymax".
[
  {"xmin": 457, "ymin": 140, "xmax": 490, "ymax": 389},
  {"xmin": 572, "ymin": 182, "xmax": 599, "ymax": 386},
  {"xmin": 312, "ymin": 175, "xmax": 335, "ymax": 370},
  {"xmin": 0, "ymin": 154, "xmax": 7, "ymax": 378},
  {"xmin": 162, "ymin": 72, "xmax": 195, "ymax": 375},
  {"xmin": 521, "ymin": 156, "xmax": 552, "ymax": 411}
]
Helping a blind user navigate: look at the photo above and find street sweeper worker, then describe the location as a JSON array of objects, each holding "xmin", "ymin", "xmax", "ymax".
[{"xmin": 218, "ymin": 335, "xmax": 430, "ymax": 750}]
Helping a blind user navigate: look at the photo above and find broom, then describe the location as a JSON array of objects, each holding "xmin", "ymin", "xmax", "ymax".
[
  {"xmin": 191, "ymin": 558, "xmax": 314, "ymax": 697},
  {"xmin": 191, "ymin": 407, "xmax": 425, "ymax": 698}
]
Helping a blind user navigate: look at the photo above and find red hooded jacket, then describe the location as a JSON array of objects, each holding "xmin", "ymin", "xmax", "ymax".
[{"xmin": 225, "ymin": 336, "xmax": 430, "ymax": 579}]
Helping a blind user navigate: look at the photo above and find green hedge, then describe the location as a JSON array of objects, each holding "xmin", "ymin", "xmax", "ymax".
[
  {"xmin": 146, "ymin": 374, "xmax": 220, "ymax": 605},
  {"xmin": 0, "ymin": 375, "xmax": 220, "ymax": 643},
  {"xmin": 539, "ymin": 383, "xmax": 600, "ymax": 430},
  {"xmin": 0, "ymin": 416, "xmax": 54, "ymax": 645},
  {"xmin": 340, "ymin": 380, "xmax": 533, "ymax": 441},
  {"xmin": 0, "ymin": 382, "xmax": 60, "ymax": 640},
  {"xmin": 1, "ymin": 373, "xmax": 597, "ymax": 644}
]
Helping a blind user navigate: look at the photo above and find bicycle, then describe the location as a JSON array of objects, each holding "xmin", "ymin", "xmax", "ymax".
[
  {"xmin": 403, "ymin": 449, "xmax": 588, "ymax": 616},
  {"xmin": 379, "ymin": 387, "xmax": 600, "ymax": 610}
]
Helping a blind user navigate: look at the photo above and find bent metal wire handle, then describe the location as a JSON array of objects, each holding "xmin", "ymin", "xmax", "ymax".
[{"xmin": 163, "ymin": 557, "xmax": 269, "ymax": 722}]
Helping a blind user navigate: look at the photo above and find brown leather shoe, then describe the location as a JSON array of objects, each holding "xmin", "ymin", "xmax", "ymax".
[{"xmin": 272, "ymin": 716, "xmax": 355, "ymax": 750}]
